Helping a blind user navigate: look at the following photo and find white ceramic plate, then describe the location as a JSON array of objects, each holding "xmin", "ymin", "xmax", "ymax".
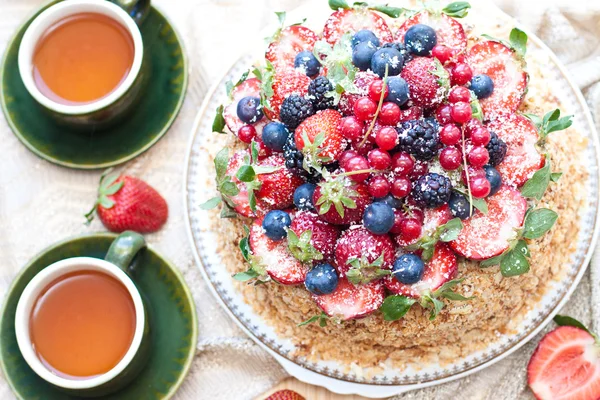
[{"xmin": 184, "ymin": 1, "xmax": 600, "ymax": 397}]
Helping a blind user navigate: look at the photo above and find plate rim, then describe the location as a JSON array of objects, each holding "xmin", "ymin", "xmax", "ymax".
[
  {"xmin": 183, "ymin": 7, "xmax": 600, "ymax": 398},
  {"xmin": 0, "ymin": 1, "xmax": 189, "ymax": 170}
]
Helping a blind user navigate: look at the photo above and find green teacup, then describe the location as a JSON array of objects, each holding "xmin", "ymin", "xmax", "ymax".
[
  {"xmin": 17, "ymin": 0, "xmax": 150, "ymax": 130},
  {"xmin": 14, "ymin": 231, "xmax": 151, "ymax": 398}
]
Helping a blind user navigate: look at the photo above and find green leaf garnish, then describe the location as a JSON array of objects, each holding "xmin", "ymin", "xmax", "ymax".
[
  {"xmin": 234, "ymin": 230, "xmax": 269, "ymax": 283},
  {"xmin": 369, "ymin": 4, "xmax": 406, "ymax": 18},
  {"xmin": 298, "ymin": 312, "xmax": 331, "ymax": 327},
  {"xmin": 84, "ymin": 168, "xmax": 124, "ymax": 224},
  {"xmin": 288, "ymin": 230, "xmax": 323, "ymax": 264},
  {"xmin": 442, "ymin": 1, "xmax": 471, "ymax": 18},
  {"xmin": 328, "ymin": 0, "xmax": 350, "ymax": 10},
  {"xmin": 520, "ymin": 159, "xmax": 552, "ymax": 201},
  {"xmin": 380, "ymin": 295, "xmax": 416, "ymax": 321},
  {"xmin": 226, "ymin": 70, "xmax": 250, "ymax": 99},
  {"xmin": 212, "ymin": 105, "xmax": 226, "ymax": 134},
  {"xmin": 554, "ymin": 315, "xmax": 599, "ymax": 341},
  {"xmin": 522, "ymin": 208, "xmax": 558, "ymax": 239},
  {"xmin": 313, "ymin": 35, "xmax": 358, "ymax": 105},
  {"xmin": 405, "ymin": 218, "xmax": 463, "ymax": 262},
  {"xmin": 500, "ymin": 244, "xmax": 530, "ymax": 276},
  {"xmin": 346, "ymin": 253, "xmax": 391, "ymax": 285},
  {"xmin": 199, "ymin": 196, "xmax": 222, "ymax": 210},
  {"xmin": 509, "ymin": 27, "xmax": 528, "ymax": 58},
  {"xmin": 316, "ymin": 175, "xmax": 358, "ymax": 218}
]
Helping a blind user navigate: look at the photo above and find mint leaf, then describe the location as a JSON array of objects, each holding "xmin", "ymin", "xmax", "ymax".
[
  {"xmin": 199, "ymin": 196, "xmax": 222, "ymax": 210},
  {"xmin": 514, "ymin": 239, "xmax": 530, "ymax": 257},
  {"xmin": 500, "ymin": 245, "xmax": 530, "ymax": 277},
  {"xmin": 523, "ymin": 208, "xmax": 558, "ymax": 239},
  {"xmin": 298, "ymin": 312, "xmax": 330, "ymax": 327},
  {"xmin": 438, "ymin": 218, "xmax": 464, "ymax": 242},
  {"xmin": 520, "ymin": 160, "xmax": 551, "ymax": 201},
  {"xmin": 329, "ymin": 0, "xmax": 350, "ymax": 10},
  {"xmin": 550, "ymin": 172, "xmax": 563, "ymax": 182},
  {"xmin": 370, "ymin": 4, "xmax": 406, "ymax": 18},
  {"xmin": 442, "ymin": 1, "xmax": 471, "ymax": 18},
  {"xmin": 236, "ymin": 165, "xmax": 256, "ymax": 182},
  {"xmin": 213, "ymin": 105, "xmax": 226, "ymax": 134},
  {"xmin": 380, "ymin": 295, "xmax": 416, "ymax": 321},
  {"xmin": 220, "ymin": 203, "xmax": 237, "ymax": 219},
  {"xmin": 239, "ymin": 234, "xmax": 251, "ymax": 261},
  {"xmin": 233, "ymin": 269, "xmax": 260, "ymax": 281},
  {"xmin": 480, "ymin": 253, "xmax": 504, "ymax": 267},
  {"xmin": 275, "ymin": 11, "xmax": 286, "ymax": 26},
  {"xmin": 540, "ymin": 109, "xmax": 573, "ymax": 139},
  {"xmin": 523, "ymin": 113, "xmax": 543, "ymax": 129},
  {"xmin": 509, "ymin": 27, "xmax": 527, "ymax": 58},
  {"xmin": 214, "ymin": 148, "xmax": 229, "ymax": 179},
  {"xmin": 421, "ymin": 295, "xmax": 445, "ymax": 320},
  {"xmin": 288, "ymin": 229, "xmax": 323, "ymax": 263}
]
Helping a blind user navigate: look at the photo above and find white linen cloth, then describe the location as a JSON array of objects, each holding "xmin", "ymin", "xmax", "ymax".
[{"xmin": 0, "ymin": 0, "xmax": 599, "ymax": 399}]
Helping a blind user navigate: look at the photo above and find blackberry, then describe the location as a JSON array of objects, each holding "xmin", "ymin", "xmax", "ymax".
[
  {"xmin": 279, "ymin": 95, "xmax": 314, "ymax": 130},
  {"xmin": 308, "ymin": 76, "xmax": 334, "ymax": 111},
  {"xmin": 382, "ymin": 42, "xmax": 412, "ymax": 64},
  {"xmin": 486, "ymin": 131, "xmax": 507, "ymax": 166},
  {"xmin": 397, "ymin": 119, "xmax": 440, "ymax": 161},
  {"xmin": 412, "ymin": 173, "xmax": 452, "ymax": 208},
  {"xmin": 282, "ymin": 133, "xmax": 321, "ymax": 182}
]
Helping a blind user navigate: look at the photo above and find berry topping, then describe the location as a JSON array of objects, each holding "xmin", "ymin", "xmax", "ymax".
[
  {"xmin": 236, "ymin": 96, "xmax": 263, "ymax": 124},
  {"xmin": 290, "ymin": 211, "xmax": 340, "ymax": 259},
  {"xmin": 469, "ymin": 175, "xmax": 491, "ymax": 198},
  {"xmin": 266, "ymin": 25, "xmax": 318, "ymax": 69},
  {"xmin": 397, "ymin": 119, "xmax": 440, "ymax": 161},
  {"xmin": 448, "ymin": 192, "xmax": 473, "ymax": 220},
  {"xmin": 237, "ymin": 125, "xmax": 257, "ymax": 144},
  {"xmin": 449, "ymin": 62, "xmax": 473, "ymax": 86},
  {"xmin": 295, "ymin": 109, "xmax": 345, "ymax": 163},
  {"xmin": 448, "ymin": 85, "xmax": 471, "ymax": 103},
  {"xmin": 378, "ymin": 102, "xmax": 401, "ymax": 125},
  {"xmin": 439, "ymin": 146, "xmax": 462, "ymax": 170},
  {"xmin": 391, "ymin": 176, "xmax": 411, "ymax": 199},
  {"xmin": 268, "ymin": 69, "xmax": 311, "ymax": 120},
  {"xmin": 391, "ymin": 151, "xmax": 415, "ymax": 176},
  {"xmin": 224, "ymin": 78, "xmax": 262, "ymax": 134},
  {"xmin": 470, "ymin": 126, "xmax": 491, "ymax": 146},
  {"xmin": 412, "ymin": 173, "xmax": 452, "ymax": 208},
  {"xmin": 392, "ymin": 253, "xmax": 425, "ymax": 284},
  {"xmin": 450, "ymin": 101, "xmax": 472, "ymax": 124},
  {"xmin": 262, "ymin": 122, "xmax": 290, "ymax": 151},
  {"xmin": 394, "ymin": 205, "xmax": 451, "ymax": 247},
  {"xmin": 340, "ymin": 116, "xmax": 364, "ymax": 140},
  {"xmin": 396, "ymin": 11, "xmax": 467, "ymax": 51},
  {"xmin": 363, "ymin": 202, "xmax": 395, "ymax": 235},
  {"xmin": 334, "ymin": 226, "xmax": 395, "ymax": 280},
  {"xmin": 484, "ymin": 165, "xmax": 502, "ymax": 196},
  {"xmin": 401, "ymin": 57, "xmax": 446, "ymax": 108},
  {"xmin": 470, "ymin": 74, "xmax": 494, "ymax": 99},
  {"xmin": 322, "ymin": 9, "xmax": 393, "ymax": 46},
  {"xmin": 353, "ymin": 96, "xmax": 378, "ymax": 121},
  {"xmin": 403, "ymin": 24, "xmax": 437, "ymax": 56},
  {"xmin": 385, "ymin": 76, "xmax": 410, "ymax": 107},
  {"xmin": 313, "ymin": 278, "xmax": 385, "ymax": 320},
  {"xmin": 467, "ymin": 146, "xmax": 490, "ymax": 167},
  {"xmin": 375, "ymin": 126, "xmax": 398, "ymax": 151},
  {"xmin": 294, "ymin": 50, "xmax": 321, "ymax": 77},
  {"xmin": 371, "ymin": 47, "xmax": 404, "ymax": 78},
  {"xmin": 279, "ymin": 95, "xmax": 315, "ymax": 130},
  {"xmin": 314, "ymin": 181, "xmax": 370, "ymax": 225},
  {"xmin": 352, "ymin": 29, "xmax": 380, "ymax": 48},
  {"xmin": 255, "ymin": 155, "xmax": 304, "ymax": 210},
  {"xmin": 305, "ymin": 263, "xmax": 339, "ymax": 295},
  {"xmin": 352, "ymin": 41, "xmax": 378, "ymax": 71},
  {"xmin": 368, "ymin": 79, "xmax": 389, "ymax": 102},
  {"xmin": 307, "ymin": 76, "xmax": 335, "ymax": 111},
  {"xmin": 367, "ymin": 148, "xmax": 391, "ymax": 170},
  {"xmin": 432, "ymin": 44, "xmax": 454, "ymax": 64},
  {"xmin": 486, "ymin": 130, "xmax": 508, "ymax": 167},
  {"xmin": 450, "ymin": 185, "xmax": 527, "ymax": 260},
  {"xmin": 439, "ymin": 124, "xmax": 461, "ymax": 146},
  {"xmin": 293, "ymin": 183, "xmax": 317, "ymax": 211},
  {"xmin": 368, "ymin": 175, "xmax": 391, "ymax": 198},
  {"xmin": 344, "ymin": 155, "xmax": 370, "ymax": 182},
  {"xmin": 262, "ymin": 210, "xmax": 292, "ymax": 241}
]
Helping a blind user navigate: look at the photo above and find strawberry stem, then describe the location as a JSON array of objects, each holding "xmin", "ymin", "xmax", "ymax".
[
  {"xmin": 358, "ymin": 64, "xmax": 389, "ymax": 149},
  {"xmin": 83, "ymin": 168, "xmax": 122, "ymax": 225}
]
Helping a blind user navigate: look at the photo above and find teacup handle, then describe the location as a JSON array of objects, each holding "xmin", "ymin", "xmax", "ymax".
[
  {"xmin": 105, "ymin": 231, "xmax": 146, "ymax": 273},
  {"xmin": 109, "ymin": 0, "xmax": 151, "ymax": 25}
]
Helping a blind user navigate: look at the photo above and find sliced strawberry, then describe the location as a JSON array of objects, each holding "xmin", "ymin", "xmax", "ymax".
[
  {"xmin": 290, "ymin": 211, "xmax": 340, "ymax": 259},
  {"xmin": 223, "ymin": 78, "xmax": 262, "ymax": 134},
  {"xmin": 226, "ymin": 150, "xmax": 269, "ymax": 217},
  {"xmin": 322, "ymin": 9, "xmax": 393, "ymax": 46},
  {"xmin": 528, "ymin": 326, "xmax": 600, "ymax": 400},
  {"xmin": 295, "ymin": 109, "xmax": 345, "ymax": 162},
  {"xmin": 266, "ymin": 25, "xmax": 318, "ymax": 69},
  {"xmin": 396, "ymin": 11, "xmax": 467, "ymax": 51},
  {"xmin": 385, "ymin": 243, "xmax": 458, "ymax": 298},
  {"xmin": 394, "ymin": 205, "xmax": 451, "ymax": 247},
  {"xmin": 466, "ymin": 41, "xmax": 528, "ymax": 120},
  {"xmin": 313, "ymin": 182, "xmax": 370, "ymax": 225},
  {"xmin": 267, "ymin": 69, "xmax": 311, "ymax": 120},
  {"xmin": 338, "ymin": 71, "xmax": 378, "ymax": 116},
  {"xmin": 334, "ymin": 226, "xmax": 396, "ymax": 278},
  {"xmin": 487, "ymin": 113, "xmax": 544, "ymax": 187},
  {"xmin": 450, "ymin": 185, "xmax": 527, "ymax": 260},
  {"xmin": 313, "ymin": 278, "xmax": 385, "ymax": 320},
  {"xmin": 249, "ymin": 218, "xmax": 308, "ymax": 285},
  {"xmin": 256, "ymin": 155, "xmax": 303, "ymax": 209},
  {"xmin": 400, "ymin": 57, "xmax": 445, "ymax": 109}
]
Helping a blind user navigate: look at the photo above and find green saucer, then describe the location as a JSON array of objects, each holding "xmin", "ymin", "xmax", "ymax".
[
  {"xmin": 0, "ymin": 233, "xmax": 198, "ymax": 400},
  {"xmin": 0, "ymin": 1, "xmax": 188, "ymax": 169}
]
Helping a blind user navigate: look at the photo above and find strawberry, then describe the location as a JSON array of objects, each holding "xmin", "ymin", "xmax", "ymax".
[
  {"xmin": 249, "ymin": 217, "xmax": 308, "ymax": 285},
  {"xmin": 322, "ymin": 8, "xmax": 393, "ymax": 46},
  {"xmin": 400, "ymin": 57, "xmax": 447, "ymax": 108},
  {"xmin": 223, "ymin": 78, "xmax": 262, "ymax": 135},
  {"xmin": 334, "ymin": 226, "xmax": 396, "ymax": 282},
  {"xmin": 255, "ymin": 154, "xmax": 303, "ymax": 209},
  {"xmin": 295, "ymin": 109, "xmax": 345, "ymax": 162},
  {"xmin": 385, "ymin": 243, "xmax": 457, "ymax": 298},
  {"xmin": 267, "ymin": 69, "xmax": 311, "ymax": 120},
  {"xmin": 266, "ymin": 390, "xmax": 305, "ymax": 400},
  {"xmin": 313, "ymin": 181, "xmax": 370, "ymax": 225},
  {"xmin": 289, "ymin": 211, "xmax": 340, "ymax": 260},
  {"xmin": 86, "ymin": 171, "xmax": 168, "ymax": 233},
  {"xmin": 313, "ymin": 277, "xmax": 385, "ymax": 320},
  {"xmin": 394, "ymin": 205, "xmax": 452, "ymax": 247},
  {"xmin": 266, "ymin": 25, "xmax": 318, "ymax": 69},
  {"xmin": 224, "ymin": 150, "xmax": 269, "ymax": 218},
  {"xmin": 338, "ymin": 71, "xmax": 378, "ymax": 116},
  {"xmin": 396, "ymin": 11, "xmax": 467, "ymax": 51},
  {"xmin": 487, "ymin": 113, "xmax": 544, "ymax": 187},
  {"xmin": 450, "ymin": 185, "xmax": 527, "ymax": 260},
  {"xmin": 465, "ymin": 41, "xmax": 528, "ymax": 120}
]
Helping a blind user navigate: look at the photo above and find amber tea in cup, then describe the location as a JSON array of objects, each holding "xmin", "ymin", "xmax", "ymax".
[
  {"xmin": 29, "ymin": 270, "xmax": 136, "ymax": 378},
  {"xmin": 32, "ymin": 12, "xmax": 134, "ymax": 105}
]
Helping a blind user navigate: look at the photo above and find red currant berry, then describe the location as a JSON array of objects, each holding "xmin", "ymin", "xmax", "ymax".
[
  {"xmin": 354, "ymin": 97, "xmax": 378, "ymax": 121},
  {"xmin": 409, "ymin": 208, "xmax": 425, "ymax": 223},
  {"xmin": 465, "ymin": 118, "xmax": 483, "ymax": 136},
  {"xmin": 399, "ymin": 106, "xmax": 424, "ymax": 122},
  {"xmin": 409, "ymin": 160, "xmax": 429, "ymax": 180},
  {"xmin": 470, "ymin": 127, "xmax": 491, "ymax": 146},
  {"xmin": 451, "ymin": 102, "xmax": 473, "ymax": 124},
  {"xmin": 340, "ymin": 116, "xmax": 364, "ymax": 140},
  {"xmin": 439, "ymin": 147, "xmax": 462, "ymax": 170},
  {"xmin": 255, "ymin": 140, "xmax": 272, "ymax": 159},
  {"xmin": 379, "ymin": 102, "xmax": 401, "ymax": 126},
  {"xmin": 451, "ymin": 62, "xmax": 473, "ymax": 86},
  {"xmin": 470, "ymin": 176, "xmax": 491, "ymax": 198},
  {"xmin": 440, "ymin": 124, "xmax": 462, "ymax": 146},
  {"xmin": 390, "ymin": 211, "xmax": 403, "ymax": 234},
  {"xmin": 461, "ymin": 166, "xmax": 485, "ymax": 185},
  {"xmin": 435, "ymin": 104, "xmax": 453, "ymax": 125},
  {"xmin": 368, "ymin": 80, "xmax": 389, "ymax": 102},
  {"xmin": 391, "ymin": 152, "xmax": 415, "ymax": 176},
  {"xmin": 368, "ymin": 149, "xmax": 392, "ymax": 170},
  {"xmin": 375, "ymin": 126, "xmax": 398, "ymax": 151},
  {"xmin": 237, "ymin": 125, "xmax": 256, "ymax": 144},
  {"xmin": 448, "ymin": 86, "xmax": 471, "ymax": 103},
  {"xmin": 432, "ymin": 45, "xmax": 454, "ymax": 64},
  {"xmin": 400, "ymin": 218, "xmax": 423, "ymax": 242},
  {"xmin": 339, "ymin": 150, "xmax": 359, "ymax": 169},
  {"xmin": 468, "ymin": 146, "xmax": 490, "ymax": 167},
  {"xmin": 345, "ymin": 156, "xmax": 370, "ymax": 182},
  {"xmin": 368, "ymin": 176, "xmax": 391, "ymax": 198},
  {"xmin": 391, "ymin": 177, "xmax": 411, "ymax": 198}
]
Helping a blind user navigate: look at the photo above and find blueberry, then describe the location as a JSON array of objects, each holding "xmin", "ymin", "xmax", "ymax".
[
  {"xmin": 236, "ymin": 96, "xmax": 263, "ymax": 124},
  {"xmin": 305, "ymin": 263, "xmax": 339, "ymax": 295},
  {"xmin": 374, "ymin": 194, "xmax": 402, "ymax": 210},
  {"xmin": 404, "ymin": 24, "xmax": 437, "ymax": 56},
  {"xmin": 470, "ymin": 74, "xmax": 494, "ymax": 99},
  {"xmin": 262, "ymin": 210, "xmax": 291, "ymax": 241},
  {"xmin": 371, "ymin": 47, "xmax": 404, "ymax": 77},
  {"xmin": 262, "ymin": 122, "xmax": 289, "ymax": 151},
  {"xmin": 392, "ymin": 254, "xmax": 424, "ymax": 284},
  {"xmin": 386, "ymin": 76, "xmax": 410, "ymax": 107},
  {"xmin": 484, "ymin": 165, "xmax": 502, "ymax": 196},
  {"xmin": 294, "ymin": 50, "xmax": 321, "ymax": 77},
  {"xmin": 352, "ymin": 41, "xmax": 378, "ymax": 71},
  {"xmin": 448, "ymin": 192, "xmax": 473, "ymax": 220},
  {"xmin": 363, "ymin": 202, "xmax": 395, "ymax": 235},
  {"xmin": 293, "ymin": 183, "xmax": 316, "ymax": 210},
  {"xmin": 352, "ymin": 29, "xmax": 380, "ymax": 48}
]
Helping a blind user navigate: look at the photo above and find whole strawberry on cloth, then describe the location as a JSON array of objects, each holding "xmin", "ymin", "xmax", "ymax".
[
  {"xmin": 265, "ymin": 390, "xmax": 305, "ymax": 400},
  {"xmin": 85, "ymin": 170, "xmax": 168, "ymax": 233}
]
